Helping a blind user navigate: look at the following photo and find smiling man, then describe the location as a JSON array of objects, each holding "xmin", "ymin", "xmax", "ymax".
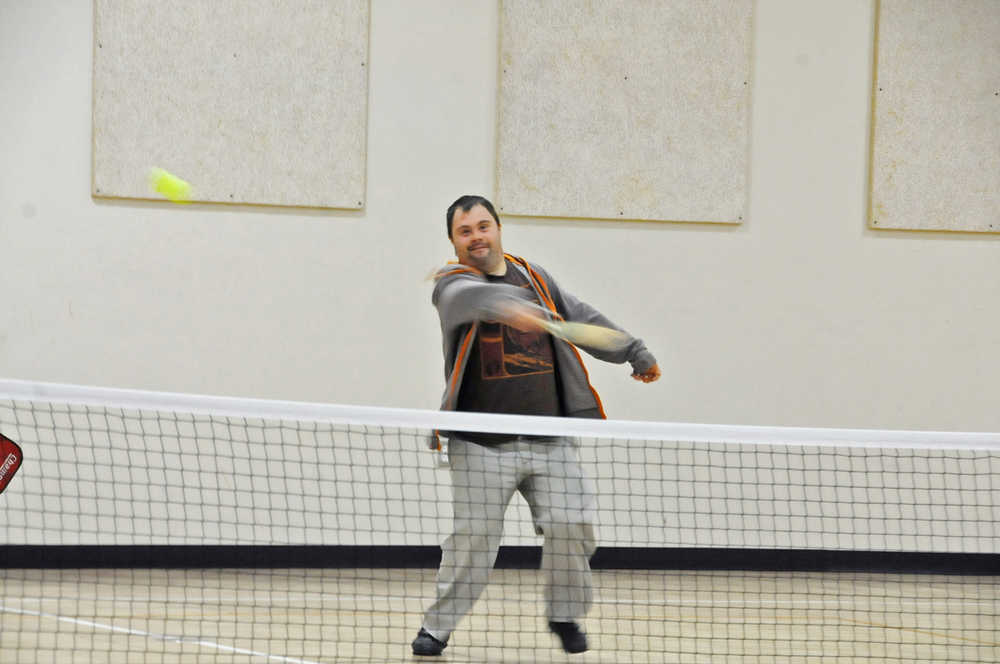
[
  {"xmin": 411, "ymin": 194, "xmax": 660, "ymax": 657},
  {"xmin": 450, "ymin": 199, "xmax": 505, "ymax": 273}
]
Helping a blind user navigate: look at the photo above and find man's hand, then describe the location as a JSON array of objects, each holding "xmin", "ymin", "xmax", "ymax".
[{"xmin": 631, "ymin": 364, "xmax": 661, "ymax": 383}]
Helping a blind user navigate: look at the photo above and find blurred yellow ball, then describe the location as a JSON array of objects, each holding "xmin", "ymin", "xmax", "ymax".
[{"xmin": 149, "ymin": 167, "xmax": 191, "ymax": 203}]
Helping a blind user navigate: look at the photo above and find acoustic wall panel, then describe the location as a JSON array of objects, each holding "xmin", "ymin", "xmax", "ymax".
[
  {"xmin": 496, "ymin": 0, "xmax": 753, "ymax": 224},
  {"xmin": 93, "ymin": 1, "xmax": 369, "ymax": 209},
  {"xmin": 870, "ymin": 0, "xmax": 999, "ymax": 232}
]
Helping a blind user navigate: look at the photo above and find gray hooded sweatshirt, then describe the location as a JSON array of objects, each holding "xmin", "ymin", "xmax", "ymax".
[{"xmin": 431, "ymin": 254, "xmax": 657, "ymax": 432}]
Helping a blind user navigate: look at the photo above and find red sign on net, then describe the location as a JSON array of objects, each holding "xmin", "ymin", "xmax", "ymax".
[{"xmin": 0, "ymin": 433, "xmax": 23, "ymax": 494}]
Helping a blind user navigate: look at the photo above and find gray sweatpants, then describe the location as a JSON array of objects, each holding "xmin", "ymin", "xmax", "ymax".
[{"xmin": 422, "ymin": 436, "xmax": 597, "ymax": 641}]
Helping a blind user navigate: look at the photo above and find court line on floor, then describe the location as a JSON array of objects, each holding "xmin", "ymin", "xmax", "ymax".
[
  {"xmin": 0, "ymin": 602, "xmax": 325, "ymax": 664},
  {"xmin": 4, "ymin": 596, "xmax": 993, "ymax": 655}
]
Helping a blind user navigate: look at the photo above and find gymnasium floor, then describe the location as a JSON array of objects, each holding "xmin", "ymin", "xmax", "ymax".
[{"xmin": 2, "ymin": 568, "xmax": 997, "ymax": 663}]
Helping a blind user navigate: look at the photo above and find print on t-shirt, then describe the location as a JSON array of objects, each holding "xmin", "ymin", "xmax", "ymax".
[
  {"xmin": 455, "ymin": 260, "xmax": 562, "ymax": 423},
  {"xmin": 478, "ymin": 320, "xmax": 554, "ymax": 379}
]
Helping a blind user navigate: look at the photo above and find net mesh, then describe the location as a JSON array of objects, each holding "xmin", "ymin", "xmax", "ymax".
[{"xmin": 1, "ymin": 379, "xmax": 998, "ymax": 663}]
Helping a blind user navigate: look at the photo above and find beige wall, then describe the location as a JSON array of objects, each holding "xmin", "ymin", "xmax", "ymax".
[{"xmin": 1, "ymin": 0, "xmax": 997, "ymax": 433}]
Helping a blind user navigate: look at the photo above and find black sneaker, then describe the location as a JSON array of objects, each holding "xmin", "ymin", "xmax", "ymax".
[
  {"xmin": 549, "ymin": 621, "xmax": 588, "ymax": 654},
  {"xmin": 412, "ymin": 628, "xmax": 447, "ymax": 656}
]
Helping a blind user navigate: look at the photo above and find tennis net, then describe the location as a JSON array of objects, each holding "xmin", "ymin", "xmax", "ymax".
[{"xmin": 0, "ymin": 379, "xmax": 998, "ymax": 663}]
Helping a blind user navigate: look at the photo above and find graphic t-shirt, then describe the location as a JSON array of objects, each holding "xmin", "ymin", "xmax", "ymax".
[{"xmin": 456, "ymin": 261, "xmax": 562, "ymax": 443}]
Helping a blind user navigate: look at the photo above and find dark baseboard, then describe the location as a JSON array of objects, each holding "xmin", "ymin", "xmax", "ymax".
[{"xmin": 1, "ymin": 545, "xmax": 997, "ymax": 574}]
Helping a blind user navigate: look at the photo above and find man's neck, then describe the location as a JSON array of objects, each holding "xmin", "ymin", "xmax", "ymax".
[{"xmin": 485, "ymin": 257, "xmax": 507, "ymax": 276}]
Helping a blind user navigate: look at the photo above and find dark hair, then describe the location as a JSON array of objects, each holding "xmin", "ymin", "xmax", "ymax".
[{"xmin": 446, "ymin": 195, "xmax": 500, "ymax": 238}]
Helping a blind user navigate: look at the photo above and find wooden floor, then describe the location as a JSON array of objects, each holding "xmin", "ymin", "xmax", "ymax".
[{"xmin": 1, "ymin": 568, "xmax": 997, "ymax": 663}]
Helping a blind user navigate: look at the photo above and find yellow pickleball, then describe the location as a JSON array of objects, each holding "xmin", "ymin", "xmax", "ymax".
[{"xmin": 149, "ymin": 167, "xmax": 192, "ymax": 203}]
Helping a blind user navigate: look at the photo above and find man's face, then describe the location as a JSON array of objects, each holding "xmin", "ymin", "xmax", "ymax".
[{"xmin": 450, "ymin": 204, "xmax": 503, "ymax": 272}]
